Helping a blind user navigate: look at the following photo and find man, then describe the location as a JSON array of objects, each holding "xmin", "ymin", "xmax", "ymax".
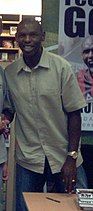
[
  {"xmin": 2, "ymin": 18, "xmax": 87, "ymax": 211},
  {"xmin": 77, "ymin": 36, "xmax": 93, "ymax": 101},
  {"xmin": 77, "ymin": 36, "xmax": 93, "ymax": 188}
]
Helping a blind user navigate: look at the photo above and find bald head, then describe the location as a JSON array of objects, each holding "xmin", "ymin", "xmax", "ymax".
[
  {"xmin": 82, "ymin": 36, "xmax": 93, "ymax": 53},
  {"xmin": 17, "ymin": 18, "xmax": 43, "ymax": 34},
  {"xmin": 81, "ymin": 36, "xmax": 93, "ymax": 72}
]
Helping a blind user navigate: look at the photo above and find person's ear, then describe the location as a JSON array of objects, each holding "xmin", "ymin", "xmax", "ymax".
[
  {"xmin": 15, "ymin": 32, "xmax": 19, "ymax": 46},
  {"xmin": 15, "ymin": 32, "xmax": 18, "ymax": 41},
  {"xmin": 0, "ymin": 17, "xmax": 3, "ymax": 35},
  {"xmin": 15, "ymin": 32, "xmax": 19, "ymax": 47},
  {"xmin": 82, "ymin": 52, "xmax": 85, "ymax": 62},
  {"xmin": 42, "ymin": 31, "xmax": 45, "ymax": 42}
]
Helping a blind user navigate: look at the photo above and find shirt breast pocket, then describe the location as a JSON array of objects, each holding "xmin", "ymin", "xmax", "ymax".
[{"xmin": 39, "ymin": 88, "xmax": 62, "ymax": 109}]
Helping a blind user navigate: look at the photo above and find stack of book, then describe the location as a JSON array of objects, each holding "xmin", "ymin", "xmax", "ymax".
[{"xmin": 76, "ymin": 189, "xmax": 93, "ymax": 210}]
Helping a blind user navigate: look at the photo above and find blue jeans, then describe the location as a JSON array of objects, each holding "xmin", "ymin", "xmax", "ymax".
[{"xmin": 16, "ymin": 158, "xmax": 87, "ymax": 211}]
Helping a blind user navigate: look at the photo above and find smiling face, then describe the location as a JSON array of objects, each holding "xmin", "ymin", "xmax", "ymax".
[
  {"xmin": 16, "ymin": 19, "xmax": 45, "ymax": 58},
  {"xmin": 82, "ymin": 36, "xmax": 93, "ymax": 72}
]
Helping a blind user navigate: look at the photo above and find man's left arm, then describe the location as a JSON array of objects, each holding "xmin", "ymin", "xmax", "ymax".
[{"xmin": 61, "ymin": 109, "xmax": 81, "ymax": 193}]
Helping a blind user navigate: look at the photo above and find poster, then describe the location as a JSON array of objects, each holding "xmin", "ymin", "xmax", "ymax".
[{"xmin": 58, "ymin": 0, "xmax": 93, "ymax": 131}]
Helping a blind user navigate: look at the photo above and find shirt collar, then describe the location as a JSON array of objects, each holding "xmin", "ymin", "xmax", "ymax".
[{"xmin": 17, "ymin": 48, "xmax": 50, "ymax": 74}]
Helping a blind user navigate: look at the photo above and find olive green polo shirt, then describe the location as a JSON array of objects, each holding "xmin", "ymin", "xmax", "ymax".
[{"xmin": 4, "ymin": 48, "xmax": 86, "ymax": 173}]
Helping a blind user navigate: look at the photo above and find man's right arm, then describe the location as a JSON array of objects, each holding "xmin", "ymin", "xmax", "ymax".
[{"xmin": 3, "ymin": 69, "xmax": 15, "ymax": 123}]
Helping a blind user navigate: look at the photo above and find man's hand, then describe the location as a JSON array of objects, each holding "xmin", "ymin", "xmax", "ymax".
[
  {"xmin": 62, "ymin": 109, "xmax": 81, "ymax": 193},
  {"xmin": 61, "ymin": 156, "xmax": 77, "ymax": 193},
  {"xmin": 0, "ymin": 115, "xmax": 10, "ymax": 135},
  {"xmin": 2, "ymin": 162, "xmax": 9, "ymax": 181}
]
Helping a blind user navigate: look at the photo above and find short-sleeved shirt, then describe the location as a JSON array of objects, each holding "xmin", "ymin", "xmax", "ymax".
[
  {"xmin": 4, "ymin": 48, "xmax": 86, "ymax": 173},
  {"xmin": 0, "ymin": 66, "xmax": 7, "ymax": 164}
]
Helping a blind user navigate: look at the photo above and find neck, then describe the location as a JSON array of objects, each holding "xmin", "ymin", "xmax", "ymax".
[{"xmin": 23, "ymin": 47, "xmax": 43, "ymax": 69}]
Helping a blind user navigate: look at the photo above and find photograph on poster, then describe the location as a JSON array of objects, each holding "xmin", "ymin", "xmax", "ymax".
[{"xmin": 58, "ymin": 1, "xmax": 93, "ymax": 131}]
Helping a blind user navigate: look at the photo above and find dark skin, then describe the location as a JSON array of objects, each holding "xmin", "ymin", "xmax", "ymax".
[
  {"xmin": 82, "ymin": 49, "xmax": 93, "ymax": 78},
  {"xmin": 15, "ymin": 19, "xmax": 81, "ymax": 193},
  {"xmin": 15, "ymin": 20, "xmax": 45, "ymax": 69},
  {"xmin": 61, "ymin": 110, "xmax": 81, "ymax": 193},
  {"xmin": 82, "ymin": 36, "xmax": 93, "ymax": 78}
]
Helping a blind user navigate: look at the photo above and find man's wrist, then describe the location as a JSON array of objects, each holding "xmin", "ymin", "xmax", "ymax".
[{"xmin": 67, "ymin": 151, "xmax": 78, "ymax": 159}]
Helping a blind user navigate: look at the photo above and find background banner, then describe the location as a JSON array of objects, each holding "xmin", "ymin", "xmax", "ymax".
[{"xmin": 58, "ymin": 0, "xmax": 93, "ymax": 131}]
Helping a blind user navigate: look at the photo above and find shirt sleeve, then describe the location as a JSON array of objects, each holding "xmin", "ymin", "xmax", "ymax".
[{"xmin": 61, "ymin": 62, "xmax": 86, "ymax": 112}]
